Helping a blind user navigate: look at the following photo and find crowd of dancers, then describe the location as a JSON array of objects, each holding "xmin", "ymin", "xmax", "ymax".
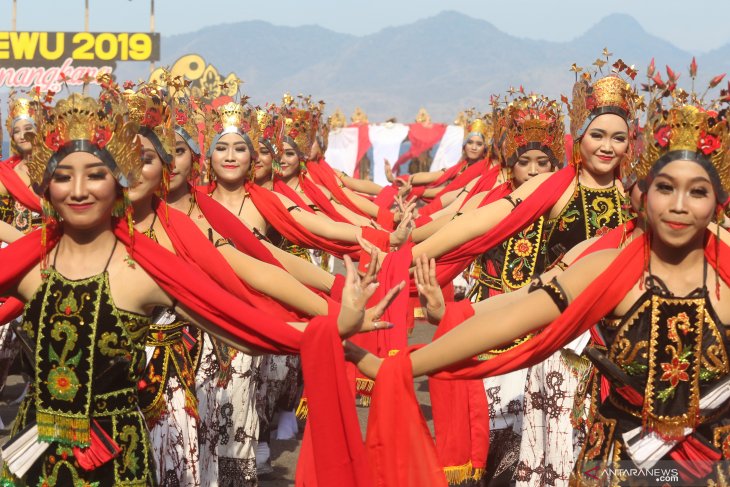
[{"xmin": 0, "ymin": 52, "xmax": 728, "ymax": 487}]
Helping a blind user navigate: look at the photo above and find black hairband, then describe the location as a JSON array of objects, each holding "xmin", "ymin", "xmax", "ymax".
[
  {"xmin": 139, "ymin": 126, "xmax": 173, "ymax": 165},
  {"xmin": 506, "ymin": 142, "xmax": 559, "ymax": 168},
  {"xmin": 640, "ymin": 149, "xmax": 727, "ymax": 202},
  {"xmin": 36, "ymin": 140, "xmax": 126, "ymax": 195}
]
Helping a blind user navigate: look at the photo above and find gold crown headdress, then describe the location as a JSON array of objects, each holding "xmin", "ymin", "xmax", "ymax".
[
  {"xmin": 564, "ymin": 50, "xmax": 640, "ymax": 141},
  {"xmin": 155, "ymin": 70, "xmax": 203, "ymax": 157},
  {"xmin": 277, "ymin": 93, "xmax": 319, "ymax": 160},
  {"xmin": 26, "ymin": 92, "xmax": 141, "ymax": 195},
  {"xmin": 122, "ymin": 83, "xmax": 175, "ymax": 165},
  {"xmin": 205, "ymin": 97, "xmax": 261, "ymax": 158},
  {"xmin": 329, "ymin": 109, "xmax": 347, "ymax": 131},
  {"xmin": 415, "ymin": 107, "xmax": 431, "ymax": 125},
  {"xmin": 461, "ymin": 109, "xmax": 493, "ymax": 145},
  {"xmin": 256, "ymin": 104, "xmax": 281, "ymax": 156},
  {"xmin": 634, "ymin": 60, "xmax": 730, "ymax": 201},
  {"xmin": 171, "ymin": 93, "xmax": 202, "ymax": 157},
  {"xmin": 351, "ymin": 107, "xmax": 368, "ymax": 124},
  {"xmin": 6, "ymin": 95, "xmax": 38, "ymax": 155},
  {"xmin": 501, "ymin": 94, "xmax": 565, "ymax": 168}
]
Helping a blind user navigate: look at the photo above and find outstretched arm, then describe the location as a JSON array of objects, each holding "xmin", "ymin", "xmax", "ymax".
[
  {"xmin": 218, "ymin": 244, "xmax": 330, "ymax": 317},
  {"xmin": 337, "ymin": 172, "xmax": 383, "ymax": 196},
  {"xmin": 280, "ymin": 193, "xmax": 412, "ymax": 247},
  {"xmin": 411, "ymin": 172, "xmax": 553, "ymax": 260},
  {"xmin": 175, "ymin": 304, "xmax": 267, "ymax": 355},
  {"xmin": 0, "ymin": 221, "xmax": 23, "ymax": 244},
  {"xmin": 412, "ymin": 212, "xmax": 458, "ymax": 242},
  {"xmin": 411, "ymin": 198, "xmax": 514, "ymax": 259},
  {"xmin": 410, "ymin": 170, "xmax": 445, "ymax": 186},
  {"xmin": 340, "ymin": 187, "xmax": 381, "ymax": 217},
  {"xmin": 263, "ymin": 241, "xmax": 336, "ymax": 292}
]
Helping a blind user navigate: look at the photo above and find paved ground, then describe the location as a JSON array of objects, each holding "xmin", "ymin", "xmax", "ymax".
[{"xmin": 0, "ymin": 322, "xmax": 437, "ymax": 486}]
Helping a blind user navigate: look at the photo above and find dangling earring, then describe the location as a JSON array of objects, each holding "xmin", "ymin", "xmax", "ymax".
[
  {"xmin": 112, "ymin": 188, "xmax": 134, "ymax": 238},
  {"xmin": 112, "ymin": 191, "xmax": 126, "ymax": 218},
  {"xmin": 640, "ymin": 194, "xmax": 650, "ymax": 290},
  {"xmin": 207, "ymin": 159, "xmax": 216, "ymax": 183},
  {"xmin": 272, "ymin": 159, "xmax": 282, "ymax": 181},
  {"xmin": 41, "ymin": 197, "xmax": 58, "ymax": 220},
  {"xmin": 570, "ymin": 142, "xmax": 583, "ymax": 167},
  {"xmin": 247, "ymin": 154, "xmax": 257, "ymax": 184},
  {"xmin": 715, "ymin": 205, "xmax": 724, "ymax": 299},
  {"xmin": 191, "ymin": 154, "xmax": 201, "ymax": 182},
  {"xmin": 39, "ymin": 197, "xmax": 57, "ymax": 279},
  {"xmin": 123, "ymin": 188, "xmax": 134, "ymax": 240},
  {"xmin": 163, "ymin": 166, "xmax": 170, "ymax": 199}
]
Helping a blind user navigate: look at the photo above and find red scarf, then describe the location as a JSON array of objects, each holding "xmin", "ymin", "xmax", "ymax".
[
  {"xmin": 373, "ymin": 184, "xmax": 399, "ymax": 211},
  {"xmin": 274, "ymin": 176, "xmax": 351, "ymax": 224},
  {"xmin": 192, "ymin": 187, "xmax": 284, "ymax": 269},
  {"xmin": 434, "ymin": 166, "xmax": 576, "ymax": 285},
  {"xmin": 393, "ymin": 123, "xmax": 447, "ymax": 172},
  {"xmin": 307, "ymin": 159, "xmax": 370, "ymax": 218},
  {"xmin": 473, "ymin": 181, "xmax": 512, "ymax": 209},
  {"xmin": 427, "ymin": 219, "xmax": 636, "ymax": 478},
  {"xmin": 461, "ymin": 172, "xmax": 507, "ymax": 207},
  {"xmin": 417, "ymin": 163, "xmax": 499, "ymax": 217},
  {"xmin": 345, "ymin": 243, "xmax": 412, "ymax": 403},
  {"xmin": 575, "ymin": 219, "xmax": 638, "ymax": 261},
  {"xmin": 431, "ymin": 233, "xmax": 730, "ymax": 381},
  {"xmin": 245, "ymin": 182, "xmax": 361, "ymax": 259},
  {"xmin": 433, "ymin": 159, "xmax": 497, "ymax": 199},
  {"xmin": 428, "ymin": 300, "xmax": 488, "ymax": 482},
  {"xmin": 0, "ymin": 157, "xmax": 42, "ymax": 213},
  {"xmin": 366, "ymin": 352, "xmax": 448, "ymax": 486},
  {"xmin": 0, "ymin": 222, "xmax": 371, "ymax": 486},
  {"xmin": 351, "ymin": 123, "xmax": 371, "ymax": 178},
  {"xmin": 273, "ymin": 179, "xmax": 317, "ymax": 214}
]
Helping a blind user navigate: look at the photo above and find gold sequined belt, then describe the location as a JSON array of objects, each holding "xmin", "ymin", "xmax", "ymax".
[{"xmin": 92, "ymin": 387, "xmax": 138, "ymax": 417}]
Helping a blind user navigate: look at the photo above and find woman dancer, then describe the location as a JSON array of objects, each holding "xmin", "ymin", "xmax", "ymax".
[
  {"xmin": 384, "ymin": 115, "xmax": 495, "ymax": 202},
  {"xmin": 0, "ymin": 96, "xmax": 42, "ymax": 412},
  {"xmin": 465, "ymin": 96, "xmax": 564, "ymax": 486}
]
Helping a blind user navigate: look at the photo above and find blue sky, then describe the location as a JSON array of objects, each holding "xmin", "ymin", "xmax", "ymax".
[{"xmin": 0, "ymin": 0, "xmax": 728, "ymax": 53}]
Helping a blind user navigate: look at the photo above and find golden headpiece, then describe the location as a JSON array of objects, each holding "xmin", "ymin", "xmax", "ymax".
[
  {"xmin": 501, "ymin": 95, "xmax": 565, "ymax": 168},
  {"xmin": 634, "ymin": 61, "xmax": 730, "ymax": 200},
  {"xmin": 351, "ymin": 107, "xmax": 368, "ymax": 124},
  {"xmin": 172, "ymin": 95, "xmax": 202, "ymax": 157},
  {"xmin": 205, "ymin": 98, "xmax": 261, "ymax": 158},
  {"xmin": 489, "ymin": 105, "xmax": 509, "ymax": 164},
  {"xmin": 329, "ymin": 109, "xmax": 347, "ymax": 131},
  {"xmin": 277, "ymin": 93, "xmax": 320, "ymax": 160},
  {"xmin": 26, "ymin": 92, "xmax": 141, "ymax": 194},
  {"xmin": 463, "ymin": 113, "xmax": 493, "ymax": 145},
  {"xmin": 6, "ymin": 96, "xmax": 37, "ymax": 154},
  {"xmin": 122, "ymin": 84, "xmax": 175, "ymax": 165},
  {"xmin": 415, "ymin": 107, "xmax": 432, "ymax": 125},
  {"xmin": 255, "ymin": 105, "xmax": 280, "ymax": 156},
  {"xmin": 564, "ymin": 51, "xmax": 639, "ymax": 140}
]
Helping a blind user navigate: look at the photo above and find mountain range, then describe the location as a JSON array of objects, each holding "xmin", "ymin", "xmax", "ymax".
[{"xmin": 56, "ymin": 11, "xmax": 730, "ymax": 122}]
